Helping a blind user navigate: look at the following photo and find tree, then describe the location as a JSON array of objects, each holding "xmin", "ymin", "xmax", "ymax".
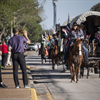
[
  {"xmin": 90, "ymin": 3, "xmax": 100, "ymax": 12},
  {"xmin": 0, "ymin": 0, "xmax": 44, "ymax": 42}
]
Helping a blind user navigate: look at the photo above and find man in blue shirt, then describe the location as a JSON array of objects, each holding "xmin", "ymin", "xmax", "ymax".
[{"xmin": 8, "ymin": 27, "xmax": 30, "ymax": 88}]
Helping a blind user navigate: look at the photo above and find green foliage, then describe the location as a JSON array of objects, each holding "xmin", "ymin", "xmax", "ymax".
[
  {"xmin": 90, "ymin": 3, "xmax": 100, "ymax": 12},
  {"xmin": 0, "ymin": 0, "xmax": 43, "ymax": 42}
]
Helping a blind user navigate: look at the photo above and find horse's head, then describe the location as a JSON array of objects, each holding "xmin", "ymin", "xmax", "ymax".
[{"xmin": 74, "ymin": 39, "xmax": 83, "ymax": 55}]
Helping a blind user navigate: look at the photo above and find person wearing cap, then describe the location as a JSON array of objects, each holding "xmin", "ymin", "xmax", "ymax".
[
  {"xmin": 48, "ymin": 34, "xmax": 58, "ymax": 58},
  {"xmin": 94, "ymin": 26, "xmax": 100, "ymax": 43},
  {"xmin": 41, "ymin": 38, "xmax": 46, "ymax": 47},
  {"xmin": 51, "ymin": 34, "xmax": 58, "ymax": 45},
  {"xmin": 63, "ymin": 22, "xmax": 88, "ymax": 63}
]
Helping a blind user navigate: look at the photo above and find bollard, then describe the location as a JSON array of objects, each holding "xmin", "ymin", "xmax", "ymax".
[{"xmin": 30, "ymin": 88, "xmax": 38, "ymax": 100}]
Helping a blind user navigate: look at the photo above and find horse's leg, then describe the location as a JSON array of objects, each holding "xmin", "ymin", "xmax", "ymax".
[
  {"xmin": 82, "ymin": 66, "xmax": 84, "ymax": 77},
  {"xmin": 80, "ymin": 61, "xmax": 84, "ymax": 78},
  {"xmin": 45, "ymin": 56, "xmax": 46, "ymax": 63},
  {"xmin": 76, "ymin": 63, "xmax": 81, "ymax": 83},
  {"xmin": 49, "ymin": 59, "xmax": 51, "ymax": 63},
  {"xmin": 72, "ymin": 64, "xmax": 75, "ymax": 82},
  {"xmin": 70, "ymin": 65, "xmax": 73, "ymax": 82},
  {"xmin": 41, "ymin": 58, "xmax": 43, "ymax": 64},
  {"xmin": 52, "ymin": 58, "xmax": 54, "ymax": 70},
  {"xmin": 41, "ymin": 55, "xmax": 43, "ymax": 64},
  {"xmin": 55, "ymin": 56, "xmax": 57, "ymax": 69},
  {"xmin": 76, "ymin": 68, "xmax": 78, "ymax": 83}
]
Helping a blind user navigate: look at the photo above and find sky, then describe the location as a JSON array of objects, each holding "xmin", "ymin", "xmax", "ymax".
[{"xmin": 39, "ymin": 0, "xmax": 100, "ymax": 30}]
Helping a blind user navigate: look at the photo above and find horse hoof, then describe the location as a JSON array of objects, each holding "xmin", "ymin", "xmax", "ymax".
[
  {"xmin": 76, "ymin": 81, "xmax": 78, "ymax": 83},
  {"xmin": 55, "ymin": 65, "xmax": 57, "ymax": 70},
  {"xmin": 52, "ymin": 67, "xmax": 54, "ymax": 70},
  {"xmin": 55, "ymin": 67, "xmax": 57, "ymax": 70},
  {"xmin": 71, "ymin": 80, "xmax": 72, "ymax": 83}
]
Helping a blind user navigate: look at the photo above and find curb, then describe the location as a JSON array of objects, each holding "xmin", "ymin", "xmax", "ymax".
[{"xmin": 27, "ymin": 66, "xmax": 38, "ymax": 100}]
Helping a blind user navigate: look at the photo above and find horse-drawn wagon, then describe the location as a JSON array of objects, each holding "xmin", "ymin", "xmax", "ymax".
[{"xmin": 80, "ymin": 39, "xmax": 100, "ymax": 79}]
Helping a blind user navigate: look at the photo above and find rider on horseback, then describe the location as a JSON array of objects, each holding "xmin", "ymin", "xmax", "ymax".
[
  {"xmin": 41, "ymin": 38, "xmax": 46, "ymax": 47},
  {"xmin": 63, "ymin": 22, "xmax": 88, "ymax": 63},
  {"xmin": 48, "ymin": 34, "xmax": 58, "ymax": 58}
]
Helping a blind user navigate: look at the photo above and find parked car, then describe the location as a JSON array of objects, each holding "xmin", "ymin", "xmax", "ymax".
[{"xmin": 27, "ymin": 43, "xmax": 38, "ymax": 51}]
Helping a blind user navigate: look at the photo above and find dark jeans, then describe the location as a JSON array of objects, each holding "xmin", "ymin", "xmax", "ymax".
[
  {"xmin": 2, "ymin": 53, "xmax": 8, "ymax": 67},
  {"xmin": 12, "ymin": 53, "xmax": 28, "ymax": 87},
  {"xmin": 0, "ymin": 68, "xmax": 2, "ymax": 82}
]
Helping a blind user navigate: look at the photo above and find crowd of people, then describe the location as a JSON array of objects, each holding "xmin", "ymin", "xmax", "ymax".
[
  {"xmin": 40, "ymin": 22, "xmax": 100, "ymax": 64},
  {"xmin": 0, "ymin": 27, "xmax": 30, "ymax": 88},
  {"xmin": 1, "ymin": 22, "xmax": 100, "ymax": 88}
]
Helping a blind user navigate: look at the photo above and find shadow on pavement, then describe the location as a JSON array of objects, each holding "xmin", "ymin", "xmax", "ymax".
[
  {"xmin": 26, "ymin": 63, "xmax": 51, "ymax": 66},
  {"xmin": 32, "ymin": 74, "xmax": 71, "ymax": 80}
]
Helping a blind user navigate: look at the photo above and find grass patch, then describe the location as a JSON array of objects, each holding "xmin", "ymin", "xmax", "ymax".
[{"xmin": 0, "ymin": 64, "xmax": 4, "ymax": 70}]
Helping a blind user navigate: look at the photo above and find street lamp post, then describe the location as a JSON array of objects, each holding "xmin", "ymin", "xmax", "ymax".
[{"xmin": 53, "ymin": 0, "xmax": 58, "ymax": 27}]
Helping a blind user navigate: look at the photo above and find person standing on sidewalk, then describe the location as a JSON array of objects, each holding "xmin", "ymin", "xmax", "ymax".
[
  {"xmin": 1, "ymin": 41, "xmax": 8, "ymax": 67},
  {"xmin": 0, "ymin": 65, "xmax": 7, "ymax": 88},
  {"xmin": 0, "ymin": 42, "xmax": 7, "ymax": 88},
  {"xmin": 0, "ymin": 42, "xmax": 2, "ymax": 61},
  {"xmin": 6, "ymin": 40, "xmax": 12, "ymax": 67},
  {"xmin": 8, "ymin": 27, "xmax": 30, "ymax": 88}
]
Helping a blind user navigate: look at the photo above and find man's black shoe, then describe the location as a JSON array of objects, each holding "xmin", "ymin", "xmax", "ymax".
[{"xmin": 0, "ymin": 83, "xmax": 7, "ymax": 88}]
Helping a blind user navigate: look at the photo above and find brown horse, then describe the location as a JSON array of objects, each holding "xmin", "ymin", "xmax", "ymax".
[
  {"xmin": 68, "ymin": 39, "xmax": 83, "ymax": 83},
  {"xmin": 40, "ymin": 43, "xmax": 46, "ymax": 64},
  {"xmin": 50, "ymin": 44, "xmax": 59, "ymax": 70}
]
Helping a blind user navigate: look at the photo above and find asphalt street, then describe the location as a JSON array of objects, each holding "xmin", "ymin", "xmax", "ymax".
[{"xmin": 26, "ymin": 51, "xmax": 100, "ymax": 100}]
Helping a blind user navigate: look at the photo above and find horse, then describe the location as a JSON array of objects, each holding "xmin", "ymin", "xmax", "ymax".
[
  {"xmin": 50, "ymin": 44, "xmax": 59, "ymax": 70},
  {"xmin": 40, "ymin": 43, "xmax": 46, "ymax": 64},
  {"xmin": 68, "ymin": 39, "xmax": 83, "ymax": 83}
]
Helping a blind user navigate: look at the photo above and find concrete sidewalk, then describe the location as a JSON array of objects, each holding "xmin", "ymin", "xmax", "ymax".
[{"xmin": 0, "ymin": 67, "xmax": 30, "ymax": 100}]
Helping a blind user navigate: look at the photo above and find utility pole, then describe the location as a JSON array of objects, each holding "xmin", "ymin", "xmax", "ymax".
[{"xmin": 53, "ymin": 0, "xmax": 58, "ymax": 27}]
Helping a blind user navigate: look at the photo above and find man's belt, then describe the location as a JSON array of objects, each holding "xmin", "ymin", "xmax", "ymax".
[{"xmin": 13, "ymin": 52, "xmax": 24, "ymax": 54}]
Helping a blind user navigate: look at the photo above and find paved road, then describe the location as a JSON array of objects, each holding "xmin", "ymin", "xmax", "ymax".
[{"xmin": 26, "ymin": 51, "xmax": 100, "ymax": 100}]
